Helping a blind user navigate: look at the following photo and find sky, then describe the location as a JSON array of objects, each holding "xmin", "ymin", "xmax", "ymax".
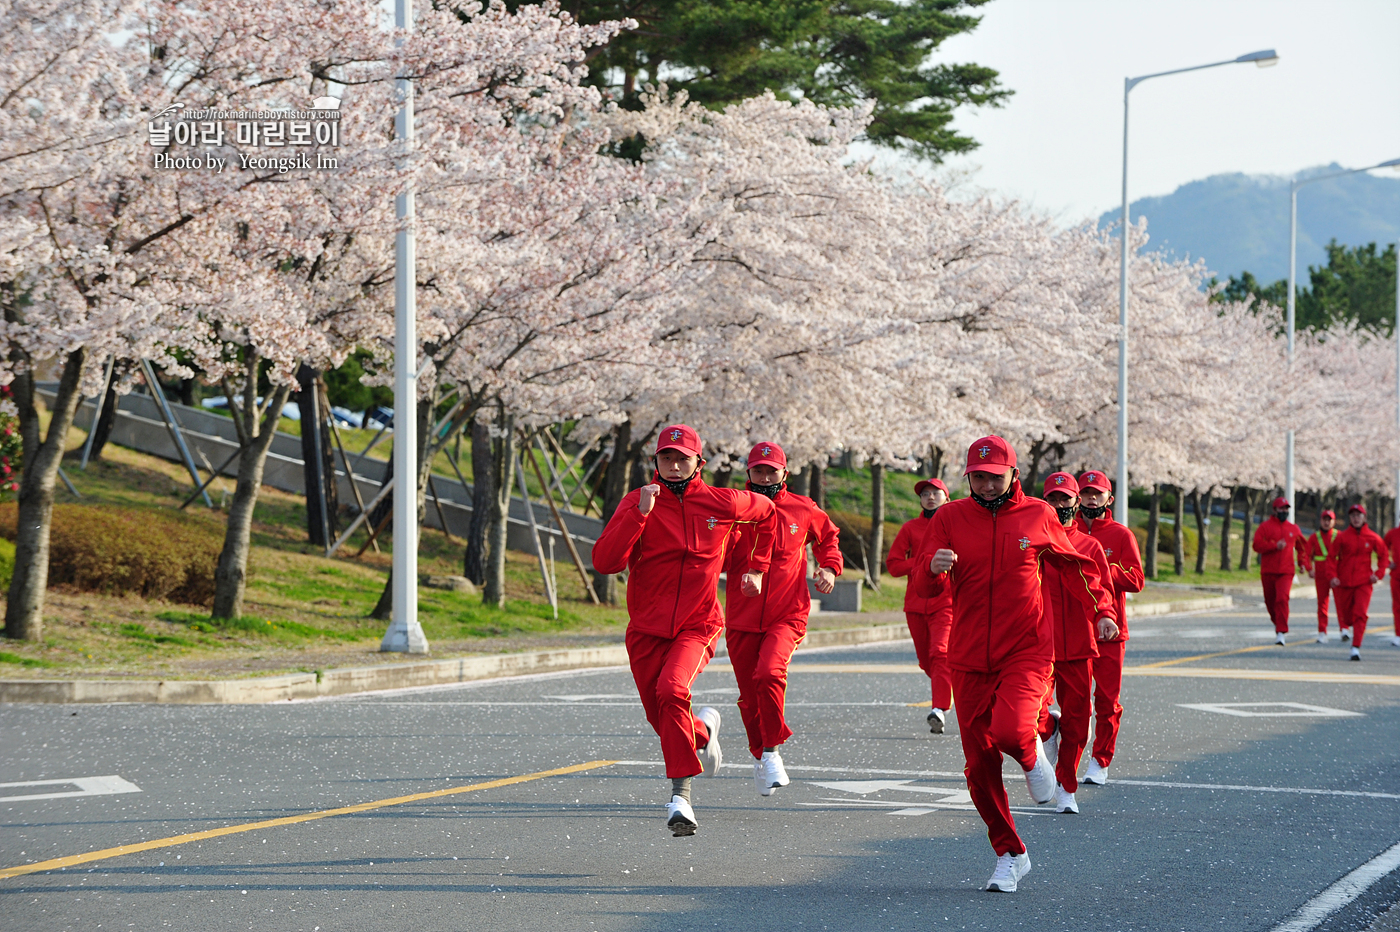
[{"xmin": 866, "ymin": 0, "xmax": 1400, "ymax": 226}]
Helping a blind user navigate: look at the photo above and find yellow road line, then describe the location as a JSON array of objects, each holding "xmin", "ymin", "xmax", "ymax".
[
  {"xmin": 710, "ymin": 663, "xmax": 924, "ymax": 674},
  {"xmin": 1133, "ymin": 644, "xmax": 1278, "ymax": 669},
  {"xmin": 0, "ymin": 759, "xmax": 616, "ymax": 881},
  {"xmin": 1124, "ymin": 667, "xmax": 1400, "ymax": 686}
]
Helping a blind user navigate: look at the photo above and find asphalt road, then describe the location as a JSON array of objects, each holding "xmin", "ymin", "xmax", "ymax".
[{"xmin": 3, "ymin": 587, "xmax": 1400, "ymax": 932}]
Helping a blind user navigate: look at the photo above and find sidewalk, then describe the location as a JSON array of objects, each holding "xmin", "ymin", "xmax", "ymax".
[{"xmin": 0, "ymin": 594, "xmax": 1231, "ymax": 705}]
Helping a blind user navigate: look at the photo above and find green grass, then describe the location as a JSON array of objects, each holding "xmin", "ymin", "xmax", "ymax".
[{"xmin": 0, "ymin": 650, "xmax": 57, "ymax": 668}]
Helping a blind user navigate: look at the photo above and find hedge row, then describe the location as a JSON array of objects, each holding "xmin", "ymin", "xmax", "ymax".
[{"xmin": 0, "ymin": 504, "xmax": 221, "ymax": 606}]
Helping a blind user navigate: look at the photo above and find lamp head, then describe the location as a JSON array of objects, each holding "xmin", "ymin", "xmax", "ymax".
[{"xmin": 1236, "ymin": 48, "xmax": 1280, "ymax": 67}]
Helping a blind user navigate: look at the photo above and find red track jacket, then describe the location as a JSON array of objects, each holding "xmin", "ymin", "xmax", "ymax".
[
  {"xmin": 887, "ymin": 512, "xmax": 952, "ymax": 616},
  {"xmin": 1252, "ymin": 515, "xmax": 1307, "ymax": 575},
  {"xmin": 1043, "ymin": 523, "xmax": 1113, "ymax": 662},
  {"xmin": 724, "ymin": 486, "xmax": 842, "ymax": 632},
  {"xmin": 1074, "ymin": 513, "xmax": 1144, "ymax": 640},
  {"xmin": 592, "ymin": 474, "xmax": 776, "ymax": 638},
  {"xmin": 1332, "ymin": 523, "xmax": 1388, "ymax": 588},
  {"xmin": 916, "ymin": 484, "xmax": 1114, "ymax": 674},
  {"xmin": 1305, "ymin": 528, "xmax": 1340, "ymax": 580},
  {"xmin": 1383, "ymin": 528, "xmax": 1400, "ymax": 574}
]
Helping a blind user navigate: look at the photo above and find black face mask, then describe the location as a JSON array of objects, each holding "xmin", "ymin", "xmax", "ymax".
[
  {"xmin": 750, "ymin": 482, "xmax": 783, "ymax": 499},
  {"xmin": 1080, "ymin": 503, "xmax": 1107, "ymax": 520},
  {"xmin": 1054, "ymin": 503, "xmax": 1079, "ymax": 525},
  {"xmin": 972, "ymin": 486, "xmax": 1015, "ymax": 515},
  {"xmin": 921, "ymin": 508, "xmax": 937, "ymax": 519},
  {"xmin": 659, "ymin": 474, "xmax": 694, "ymax": 497},
  {"xmin": 1275, "ymin": 510, "xmax": 1290, "ymax": 522}
]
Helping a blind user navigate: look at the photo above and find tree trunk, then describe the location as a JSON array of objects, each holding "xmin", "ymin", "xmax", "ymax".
[
  {"xmin": 370, "ymin": 390, "xmax": 440, "ymax": 619},
  {"xmin": 87, "ymin": 371, "xmax": 123, "ymax": 462},
  {"xmin": 1220, "ymin": 486, "xmax": 1237, "ymax": 571},
  {"xmin": 1238, "ymin": 489, "xmax": 1263, "ymax": 571},
  {"xmin": 591, "ymin": 419, "xmax": 656, "ymax": 605},
  {"xmin": 1172, "ymin": 485, "xmax": 1185, "ymax": 575},
  {"xmin": 463, "ymin": 418, "xmax": 491, "ymax": 586},
  {"xmin": 809, "ymin": 460, "xmax": 825, "ymax": 509},
  {"xmin": 1144, "ymin": 484, "xmax": 1160, "ymax": 579},
  {"xmin": 484, "ymin": 409, "xmax": 516, "ymax": 608},
  {"xmin": 1023, "ymin": 440, "xmax": 1045, "ymax": 498},
  {"xmin": 212, "ymin": 376, "xmax": 292, "ymax": 620},
  {"xmin": 296, "ymin": 366, "xmax": 338, "ymax": 546},
  {"xmin": 1193, "ymin": 487, "xmax": 1212, "ymax": 574},
  {"xmin": 928, "ymin": 444, "xmax": 945, "ymax": 482},
  {"xmin": 712, "ymin": 466, "xmax": 733, "ymax": 488},
  {"xmin": 867, "ymin": 462, "xmax": 885, "ymax": 590},
  {"xmin": 4, "ymin": 347, "xmax": 88, "ymax": 640}
]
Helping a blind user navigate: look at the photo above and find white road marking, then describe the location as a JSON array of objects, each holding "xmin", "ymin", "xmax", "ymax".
[
  {"xmin": 1111, "ymin": 779, "xmax": 1400, "ymax": 801},
  {"xmin": 540, "ymin": 694, "xmax": 638, "ymax": 702},
  {"xmin": 0, "ymin": 775, "xmax": 141, "ymax": 803},
  {"xmin": 1269, "ymin": 840, "xmax": 1400, "ymax": 932},
  {"xmin": 1178, "ymin": 702, "xmax": 1363, "ymax": 718}
]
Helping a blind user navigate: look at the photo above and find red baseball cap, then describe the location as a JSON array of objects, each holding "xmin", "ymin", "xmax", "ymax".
[
  {"xmin": 656, "ymin": 424, "xmax": 702, "ymax": 458},
  {"xmin": 1349, "ymin": 503, "xmax": 1366, "ymax": 515},
  {"xmin": 964, "ymin": 436, "xmax": 1017, "ymax": 476},
  {"xmin": 747, "ymin": 441, "xmax": 786, "ymax": 470},
  {"xmin": 1042, "ymin": 471, "xmax": 1079, "ymax": 496},
  {"xmin": 1272, "ymin": 496, "xmax": 1289, "ymax": 509},
  {"xmin": 914, "ymin": 477, "xmax": 949, "ymax": 496},
  {"xmin": 1076, "ymin": 470, "xmax": 1112, "ymax": 493},
  {"xmin": 1321, "ymin": 509, "xmax": 1336, "ymax": 519}
]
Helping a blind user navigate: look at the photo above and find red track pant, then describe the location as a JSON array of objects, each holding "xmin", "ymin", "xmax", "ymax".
[
  {"xmin": 1261, "ymin": 572, "xmax": 1293, "ymax": 634},
  {"xmin": 728, "ymin": 622, "xmax": 805, "ymax": 760},
  {"xmin": 1316, "ymin": 573, "xmax": 1336, "ymax": 633},
  {"xmin": 1037, "ymin": 659, "xmax": 1092, "ymax": 794},
  {"xmin": 1090, "ymin": 638, "xmax": 1126, "ymax": 768},
  {"xmin": 1334, "ymin": 585, "xmax": 1374, "ymax": 647},
  {"xmin": 951, "ymin": 659, "xmax": 1053, "ymax": 857},
  {"xmin": 626, "ymin": 627, "xmax": 718, "ymax": 779},
  {"xmin": 1391, "ymin": 574, "xmax": 1400, "ymax": 637},
  {"xmin": 905, "ymin": 609, "xmax": 953, "ymax": 710}
]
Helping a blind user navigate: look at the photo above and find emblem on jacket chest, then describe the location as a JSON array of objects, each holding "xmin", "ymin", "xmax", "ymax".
[
  {"xmin": 1104, "ymin": 548, "xmax": 1113, "ymax": 556},
  {"xmin": 706, "ymin": 517, "xmax": 718, "ymax": 530},
  {"xmin": 1018, "ymin": 537, "xmax": 1031, "ymax": 551},
  {"xmin": 788, "ymin": 523, "xmax": 800, "ymax": 535}
]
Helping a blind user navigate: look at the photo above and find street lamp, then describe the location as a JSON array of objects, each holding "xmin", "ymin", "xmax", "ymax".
[
  {"xmin": 1115, "ymin": 49, "xmax": 1279, "ymax": 525},
  {"xmin": 1284, "ymin": 157, "xmax": 1400, "ymax": 515},
  {"xmin": 381, "ymin": 0, "xmax": 429, "ymax": 653}
]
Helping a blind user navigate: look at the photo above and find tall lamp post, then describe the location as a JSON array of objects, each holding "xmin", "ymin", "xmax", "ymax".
[
  {"xmin": 381, "ymin": 0, "xmax": 429, "ymax": 653},
  {"xmin": 1284, "ymin": 158, "xmax": 1400, "ymax": 516},
  {"xmin": 1115, "ymin": 49, "xmax": 1279, "ymax": 525}
]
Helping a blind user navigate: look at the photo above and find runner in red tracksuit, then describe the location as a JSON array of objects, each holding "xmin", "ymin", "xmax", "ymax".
[
  {"xmin": 916, "ymin": 437, "xmax": 1115, "ymax": 894},
  {"xmin": 1305, "ymin": 510, "xmax": 1340, "ymax": 641},
  {"xmin": 1252, "ymin": 496, "xmax": 1307, "ymax": 645},
  {"xmin": 1036, "ymin": 472, "xmax": 1118, "ymax": 815},
  {"xmin": 886, "ymin": 477, "xmax": 953, "ymax": 734},
  {"xmin": 724, "ymin": 441, "xmax": 842, "ymax": 796},
  {"xmin": 591, "ymin": 424, "xmax": 776, "ymax": 836},
  {"xmin": 1330, "ymin": 503, "xmax": 1388, "ymax": 661},
  {"xmin": 1383, "ymin": 522, "xmax": 1400, "ymax": 647},
  {"xmin": 1073, "ymin": 469, "xmax": 1144, "ymax": 786}
]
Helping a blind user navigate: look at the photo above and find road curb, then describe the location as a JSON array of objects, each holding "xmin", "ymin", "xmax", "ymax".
[{"xmin": 0, "ymin": 596, "xmax": 1231, "ymax": 705}]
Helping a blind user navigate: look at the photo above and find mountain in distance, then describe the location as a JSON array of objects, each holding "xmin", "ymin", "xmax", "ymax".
[{"xmin": 1096, "ymin": 165, "xmax": 1400, "ymax": 284}]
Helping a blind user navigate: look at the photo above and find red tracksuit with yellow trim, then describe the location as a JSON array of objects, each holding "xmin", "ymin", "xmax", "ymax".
[
  {"xmin": 1252, "ymin": 515, "xmax": 1307, "ymax": 634},
  {"xmin": 917, "ymin": 485, "xmax": 1113, "ymax": 856},
  {"xmin": 1075, "ymin": 512, "xmax": 1144, "ymax": 770},
  {"xmin": 592, "ymin": 474, "xmax": 776, "ymax": 778},
  {"xmin": 724, "ymin": 485, "xmax": 842, "ymax": 759},
  {"xmin": 1305, "ymin": 528, "xmax": 1340, "ymax": 633},
  {"xmin": 1036, "ymin": 524, "xmax": 1113, "ymax": 794},
  {"xmin": 1331, "ymin": 524, "xmax": 1388, "ymax": 648},
  {"xmin": 1384, "ymin": 527, "xmax": 1400, "ymax": 639},
  {"xmin": 887, "ymin": 511, "xmax": 954, "ymax": 710}
]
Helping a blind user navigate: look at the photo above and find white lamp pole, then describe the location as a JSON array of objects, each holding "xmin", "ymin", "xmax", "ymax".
[
  {"xmin": 1115, "ymin": 49, "xmax": 1279, "ymax": 525},
  {"xmin": 381, "ymin": 0, "xmax": 428, "ymax": 653},
  {"xmin": 1284, "ymin": 158, "xmax": 1400, "ymax": 517}
]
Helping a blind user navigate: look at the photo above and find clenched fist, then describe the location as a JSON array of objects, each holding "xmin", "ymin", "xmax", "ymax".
[
  {"xmin": 1097, "ymin": 616, "xmax": 1119, "ymax": 641},
  {"xmin": 929, "ymin": 549, "xmax": 958, "ymax": 575},
  {"xmin": 740, "ymin": 572, "xmax": 763, "ymax": 597},
  {"xmin": 813, "ymin": 566, "xmax": 836, "ymax": 594},
  {"xmin": 638, "ymin": 483, "xmax": 661, "ymax": 515}
]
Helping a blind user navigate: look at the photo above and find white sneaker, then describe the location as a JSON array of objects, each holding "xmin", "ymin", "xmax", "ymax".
[
  {"xmin": 1342, "ymin": 628, "xmax": 1352, "ymax": 642},
  {"xmin": 696, "ymin": 707, "xmax": 722, "ymax": 777},
  {"xmin": 1389, "ymin": 635, "xmax": 1400, "ymax": 647},
  {"xmin": 1350, "ymin": 647, "xmax": 1361, "ymax": 661},
  {"xmin": 1042, "ymin": 709, "xmax": 1061, "ymax": 767},
  {"xmin": 754, "ymin": 750, "xmax": 789, "ymax": 796},
  {"xmin": 1023, "ymin": 736, "xmax": 1056, "ymax": 804},
  {"xmin": 985, "ymin": 851, "xmax": 1031, "ymax": 892},
  {"xmin": 1081, "ymin": 760, "xmax": 1109, "ymax": 786},
  {"xmin": 665, "ymin": 795, "xmax": 697, "ymax": 836},
  {"xmin": 1275, "ymin": 633, "xmax": 1286, "ymax": 646},
  {"xmin": 1054, "ymin": 785, "xmax": 1079, "ymax": 814},
  {"xmin": 927, "ymin": 708, "xmax": 946, "ymax": 734},
  {"xmin": 1316, "ymin": 633, "xmax": 1328, "ymax": 644}
]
